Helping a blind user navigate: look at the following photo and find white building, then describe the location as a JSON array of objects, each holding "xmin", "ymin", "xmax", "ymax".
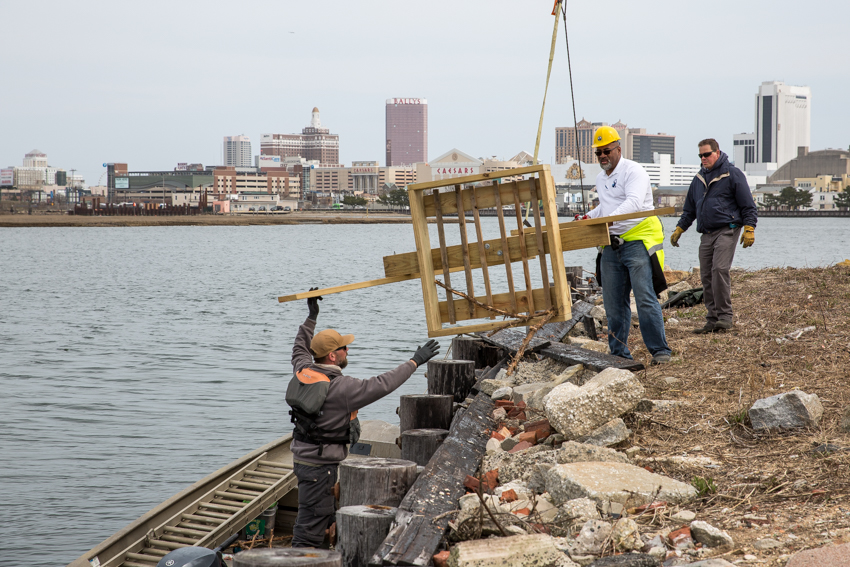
[
  {"xmin": 23, "ymin": 149, "xmax": 48, "ymax": 168},
  {"xmin": 755, "ymin": 81, "xmax": 811, "ymax": 169},
  {"xmin": 732, "ymin": 133, "xmax": 756, "ymax": 169},
  {"xmin": 639, "ymin": 153, "xmax": 699, "ymax": 187},
  {"xmin": 223, "ymin": 135, "xmax": 252, "ymax": 168}
]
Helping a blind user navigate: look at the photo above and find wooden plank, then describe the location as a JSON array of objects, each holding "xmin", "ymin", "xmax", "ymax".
[
  {"xmin": 427, "ymin": 313, "xmax": 567, "ymax": 338},
  {"xmin": 469, "ymin": 186, "xmax": 494, "ymax": 319},
  {"xmin": 455, "ymin": 185, "xmax": 475, "ymax": 320},
  {"xmin": 409, "ymin": 184, "xmax": 441, "ymax": 335},
  {"xmin": 370, "ymin": 392, "xmax": 496, "ymax": 566},
  {"xmin": 511, "ymin": 206, "xmax": 676, "ymax": 236},
  {"xmin": 433, "ymin": 188, "xmax": 456, "ymax": 324},
  {"xmin": 277, "ymin": 276, "xmax": 414, "ymax": 303},
  {"xmin": 511, "ymin": 182, "xmax": 535, "ymax": 315},
  {"xmin": 539, "ymin": 167, "xmax": 571, "ymax": 321},
  {"xmin": 408, "ymin": 164, "xmax": 547, "ymax": 192},
  {"xmin": 382, "ymin": 220, "xmax": 610, "ymax": 280},
  {"xmin": 422, "ymin": 178, "xmax": 537, "ymax": 217},
  {"xmin": 530, "ymin": 180, "xmax": 551, "ymax": 310},
  {"xmin": 492, "ymin": 182, "xmax": 517, "ymax": 313},
  {"xmin": 480, "ymin": 327, "xmax": 644, "ymax": 373},
  {"xmin": 439, "ymin": 287, "xmax": 557, "ymax": 323}
]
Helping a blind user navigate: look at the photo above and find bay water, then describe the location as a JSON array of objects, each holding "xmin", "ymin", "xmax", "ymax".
[{"xmin": 2, "ymin": 217, "xmax": 848, "ymax": 566}]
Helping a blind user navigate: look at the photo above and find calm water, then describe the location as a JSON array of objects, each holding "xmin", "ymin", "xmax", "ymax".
[{"xmin": 2, "ymin": 217, "xmax": 848, "ymax": 566}]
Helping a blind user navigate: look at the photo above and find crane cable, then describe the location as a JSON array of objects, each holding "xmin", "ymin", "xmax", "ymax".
[{"xmin": 559, "ymin": 0, "xmax": 587, "ymax": 213}]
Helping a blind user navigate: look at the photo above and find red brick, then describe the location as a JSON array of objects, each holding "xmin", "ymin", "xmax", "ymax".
[
  {"xmin": 523, "ymin": 418, "xmax": 550, "ymax": 431},
  {"xmin": 482, "ymin": 469, "xmax": 499, "ymax": 490},
  {"xmin": 514, "ymin": 411, "xmax": 526, "ymax": 421},
  {"xmin": 534, "ymin": 427, "xmax": 552, "ymax": 441},
  {"xmin": 494, "ymin": 400, "xmax": 515, "ymax": 408},
  {"xmin": 531, "ymin": 523, "xmax": 550, "ymax": 534},
  {"xmin": 433, "ymin": 550, "xmax": 450, "ymax": 567},
  {"xmin": 667, "ymin": 526, "xmax": 692, "ymax": 547},
  {"xmin": 516, "ymin": 400, "xmax": 527, "ymax": 409},
  {"xmin": 513, "ymin": 507, "xmax": 531, "ymax": 516},
  {"xmin": 508, "ymin": 440, "xmax": 533, "ymax": 453},
  {"xmin": 500, "ymin": 489, "xmax": 518, "ymax": 502},
  {"xmin": 518, "ymin": 431, "xmax": 537, "ymax": 445},
  {"xmin": 464, "ymin": 475, "xmax": 480, "ymax": 492},
  {"xmin": 497, "ymin": 426, "xmax": 512, "ymax": 438},
  {"xmin": 490, "ymin": 431, "xmax": 506, "ymax": 441}
]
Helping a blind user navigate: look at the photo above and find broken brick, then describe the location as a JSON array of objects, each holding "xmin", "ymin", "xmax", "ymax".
[
  {"xmin": 432, "ymin": 550, "xmax": 450, "ymax": 567},
  {"xmin": 490, "ymin": 431, "xmax": 506, "ymax": 441},
  {"xmin": 494, "ymin": 400, "xmax": 515, "ymax": 408},
  {"xmin": 497, "ymin": 426, "xmax": 512, "ymax": 438},
  {"xmin": 508, "ymin": 440, "xmax": 533, "ymax": 453},
  {"xmin": 668, "ymin": 526, "xmax": 692, "ymax": 547},
  {"xmin": 513, "ymin": 507, "xmax": 531, "ymax": 516},
  {"xmin": 518, "ymin": 431, "xmax": 537, "ymax": 445},
  {"xmin": 500, "ymin": 489, "xmax": 518, "ymax": 502}
]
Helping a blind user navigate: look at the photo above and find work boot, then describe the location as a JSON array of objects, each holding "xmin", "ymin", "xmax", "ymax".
[
  {"xmin": 713, "ymin": 320, "xmax": 733, "ymax": 331},
  {"xmin": 691, "ymin": 321, "xmax": 715, "ymax": 334},
  {"xmin": 651, "ymin": 353, "xmax": 671, "ymax": 365}
]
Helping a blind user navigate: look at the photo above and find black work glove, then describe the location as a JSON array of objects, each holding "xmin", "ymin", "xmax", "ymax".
[
  {"xmin": 411, "ymin": 339, "xmax": 440, "ymax": 367},
  {"xmin": 307, "ymin": 287, "xmax": 322, "ymax": 321}
]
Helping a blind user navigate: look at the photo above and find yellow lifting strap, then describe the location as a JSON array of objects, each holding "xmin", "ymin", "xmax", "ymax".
[{"xmin": 532, "ymin": 1, "xmax": 562, "ymax": 167}]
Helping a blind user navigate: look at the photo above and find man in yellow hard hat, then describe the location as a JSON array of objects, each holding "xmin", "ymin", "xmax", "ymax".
[
  {"xmin": 585, "ymin": 126, "xmax": 672, "ymax": 365},
  {"xmin": 670, "ymin": 138, "xmax": 757, "ymax": 333}
]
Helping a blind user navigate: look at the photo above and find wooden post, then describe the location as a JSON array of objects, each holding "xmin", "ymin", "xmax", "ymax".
[
  {"xmin": 426, "ymin": 359, "xmax": 476, "ymax": 403},
  {"xmin": 336, "ymin": 505, "xmax": 396, "ymax": 567},
  {"xmin": 233, "ymin": 548, "xmax": 341, "ymax": 566},
  {"xmin": 338, "ymin": 458, "xmax": 418, "ymax": 508},
  {"xmin": 451, "ymin": 336, "xmax": 502, "ymax": 370},
  {"xmin": 400, "ymin": 429, "xmax": 449, "ymax": 466},
  {"xmin": 399, "ymin": 394, "xmax": 453, "ymax": 434}
]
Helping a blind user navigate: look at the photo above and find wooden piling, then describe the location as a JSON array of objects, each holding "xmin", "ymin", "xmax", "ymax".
[
  {"xmin": 338, "ymin": 458, "xmax": 418, "ymax": 508},
  {"xmin": 451, "ymin": 336, "xmax": 503, "ymax": 370},
  {"xmin": 336, "ymin": 505, "xmax": 396, "ymax": 567},
  {"xmin": 426, "ymin": 359, "xmax": 476, "ymax": 403},
  {"xmin": 400, "ymin": 429, "xmax": 449, "ymax": 466},
  {"xmin": 233, "ymin": 548, "xmax": 341, "ymax": 567},
  {"xmin": 399, "ymin": 394, "xmax": 453, "ymax": 434}
]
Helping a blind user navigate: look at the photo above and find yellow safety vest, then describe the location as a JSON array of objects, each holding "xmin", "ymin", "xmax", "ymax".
[{"xmin": 620, "ymin": 216, "xmax": 665, "ymax": 270}]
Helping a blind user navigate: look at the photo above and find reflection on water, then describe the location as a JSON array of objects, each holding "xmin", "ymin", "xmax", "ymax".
[{"xmin": 1, "ymin": 217, "xmax": 848, "ymax": 566}]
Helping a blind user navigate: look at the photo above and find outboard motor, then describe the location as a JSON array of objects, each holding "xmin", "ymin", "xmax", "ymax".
[{"xmin": 155, "ymin": 533, "xmax": 239, "ymax": 567}]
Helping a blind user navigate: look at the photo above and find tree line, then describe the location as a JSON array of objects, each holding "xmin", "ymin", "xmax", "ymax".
[{"xmin": 760, "ymin": 186, "xmax": 850, "ymax": 210}]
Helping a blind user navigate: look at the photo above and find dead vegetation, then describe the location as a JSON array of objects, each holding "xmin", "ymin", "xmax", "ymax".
[{"xmin": 623, "ymin": 266, "xmax": 850, "ymax": 562}]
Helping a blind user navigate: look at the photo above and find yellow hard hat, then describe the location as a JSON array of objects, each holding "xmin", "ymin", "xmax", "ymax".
[{"xmin": 592, "ymin": 126, "xmax": 621, "ymax": 148}]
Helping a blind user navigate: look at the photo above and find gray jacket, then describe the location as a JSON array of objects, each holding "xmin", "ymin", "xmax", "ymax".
[{"xmin": 290, "ymin": 318, "xmax": 416, "ymax": 465}]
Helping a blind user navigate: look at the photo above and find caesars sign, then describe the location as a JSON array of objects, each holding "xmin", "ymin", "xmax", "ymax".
[{"xmin": 386, "ymin": 98, "xmax": 427, "ymax": 105}]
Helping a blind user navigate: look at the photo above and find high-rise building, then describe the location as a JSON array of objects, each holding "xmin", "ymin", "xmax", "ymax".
[
  {"xmin": 223, "ymin": 135, "xmax": 252, "ymax": 167},
  {"xmin": 732, "ymin": 133, "xmax": 756, "ymax": 167},
  {"xmin": 754, "ymin": 81, "xmax": 811, "ymax": 168},
  {"xmin": 385, "ymin": 98, "xmax": 428, "ymax": 166},
  {"xmin": 261, "ymin": 108, "xmax": 340, "ymax": 166},
  {"xmin": 555, "ymin": 121, "xmax": 674, "ymax": 163}
]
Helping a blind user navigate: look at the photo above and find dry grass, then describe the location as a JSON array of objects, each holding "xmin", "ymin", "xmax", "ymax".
[{"xmin": 624, "ymin": 266, "xmax": 850, "ymax": 563}]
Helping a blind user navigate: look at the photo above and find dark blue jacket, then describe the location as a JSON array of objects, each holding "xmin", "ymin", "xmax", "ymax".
[{"xmin": 677, "ymin": 152, "xmax": 758, "ymax": 233}]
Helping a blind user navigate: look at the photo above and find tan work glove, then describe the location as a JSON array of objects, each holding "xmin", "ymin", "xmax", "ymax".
[
  {"xmin": 670, "ymin": 227, "xmax": 684, "ymax": 247},
  {"xmin": 740, "ymin": 225, "xmax": 755, "ymax": 248}
]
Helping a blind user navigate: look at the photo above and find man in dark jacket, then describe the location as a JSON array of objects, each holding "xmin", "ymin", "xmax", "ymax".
[
  {"xmin": 670, "ymin": 139, "xmax": 758, "ymax": 333},
  {"xmin": 288, "ymin": 289, "xmax": 439, "ymax": 548}
]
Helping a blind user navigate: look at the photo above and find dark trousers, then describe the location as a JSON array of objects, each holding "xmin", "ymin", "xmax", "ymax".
[
  {"xmin": 698, "ymin": 227, "xmax": 741, "ymax": 324},
  {"xmin": 292, "ymin": 462, "xmax": 338, "ymax": 548}
]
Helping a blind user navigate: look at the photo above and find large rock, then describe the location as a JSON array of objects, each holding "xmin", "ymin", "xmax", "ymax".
[
  {"xmin": 576, "ymin": 418, "xmax": 632, "ymax": 447},
  {"xmin": 510, "ymin": 358, "xmax": 572, "ymax": 386},
  {"xmin": 544, "ymin": 368, "xmax": 645, "ymax": 439},
  {"xmin": 512, "ymin": 382, "xmax": 550, "ymax": 404},
  {"xmin": 689, "ymin": 520, "xmax": 733, "ymax": 548},
  {"xmin": 487, "ymin": 441, "xmax": 630, "ymax": 485},
  {"xmin": 574, "ymin": 519, "xmax": 612, "ymax": 555},
  {"xmin": 785, "ymin": 542, "xmax": 850, "ymax": 567},
  {"xmin": 526, "ymin": 366, "xmax": 585, "ymax": 409},
  {"xmin": 545, "ymin": 461, "xmax": 698, "ymax": 507},
  {"xmin": 558, "ymin": 497, "xmax": 600, "ymax": 523},
  {"xmin": 446, "ymin": 534, "xmax": 578, "ymax": 567},
  {"xmin": 748, "ymin": 390, "xmax": 824, "ymax": 430},
  {"xmin": 479, "ymin": 379, "xmax": 513, "ymax": 396}
]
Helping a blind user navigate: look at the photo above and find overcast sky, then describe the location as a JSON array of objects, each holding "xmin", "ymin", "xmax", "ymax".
[{"xmin": 2, "ymin": 0, "xmax": 848, "ymax": 186}]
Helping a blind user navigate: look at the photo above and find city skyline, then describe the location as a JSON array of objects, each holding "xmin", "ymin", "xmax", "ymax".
[{"xmin": 1, "ymin": 0, "xmax": 848, "ymax": 188}]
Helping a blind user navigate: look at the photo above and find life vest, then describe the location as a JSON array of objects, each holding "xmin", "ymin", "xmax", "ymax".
[
  {"xmin": 596, "ymin": 216, "xmax": 668, "ymax": 297},
  {"xmin": 285, "ymin": 367, "xmax": 359, "ymax": 455}
]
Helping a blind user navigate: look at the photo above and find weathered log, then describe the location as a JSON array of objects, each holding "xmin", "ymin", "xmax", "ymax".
[
  {"xmin": 370, "ymin": 392, "xmax": 495, "ymax": 566},
  {"xmin": 398, "ymin": 394, "xmax": 453, "ymax": 434},
  {"xmin": 426, "ymin": 359, "xmax": 476, "ymax": 403},
  {"xmin": 450, "ymin": 336, "xmax": 502, "ymax": 369},
  {"xmin": 400, "ymin": 428, "xmax": 449, "ymax": 466},
  {"xmin": 336, "ymin": 505, "xmax": 397, "ymax": 567},
  {"xmin": 233, "ymin": 548, "xmax": 341, "ymax": 567},
  {"xmin": 338, "ymin": 458, "xmax": 418, "ymax": 508}
]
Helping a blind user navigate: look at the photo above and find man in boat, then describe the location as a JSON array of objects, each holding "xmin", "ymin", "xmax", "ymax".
[
  {"xmin": 670, "ymin": 138, "xmax": 757, "ymax": 333},
  {"xmin": 287, "ymin": 289, "xmax": 439, "ymax": 548},
  {"xmin": 581, "ymin": 125, "xmax": 672, "ymax": 365}
]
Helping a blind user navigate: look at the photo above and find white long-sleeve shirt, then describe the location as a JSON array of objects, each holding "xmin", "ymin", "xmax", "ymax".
[{"xmin": 587, "ymin": 157, "xmax": 654, "ymax": 235}]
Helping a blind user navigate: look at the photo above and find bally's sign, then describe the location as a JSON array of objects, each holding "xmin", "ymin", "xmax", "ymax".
[{"xmin": 387, "ymin": 98, "xmax": 426, "ymax": 105}]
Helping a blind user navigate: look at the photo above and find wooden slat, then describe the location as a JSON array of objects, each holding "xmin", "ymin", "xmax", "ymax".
[
  {"xmin": 258, "ymin": 460, "xmax": 293, "ymax": 469},
  {"xmin": 422, "ymin": 177, "xmax": 538, "ymax": 217},
  {"xmin": 469, "ymin": 186, "xmax": 494, "ymax": 319},
  {"xmin": 408, "ymin": 181, "xmax": 441, "ymax": 336},
  {"xmin": 511, "ymin": 182, "xmax": 534, "ymax": 314},
  {"xmin": 439, "ymin": 287, "xmax": 556, "ymax": 324},
  {"xmin": 277, "ymin": 275, "xmax": 413, "ymax": 303},
  {"xmin": 530, "ymin": 179, "xmax": 551, "ymax": 309},
  {"xmin": 371, "ymin": 392, "xmax": 496, "ymax": 566},
  {"xmin": 455, "ymin": 185, "xmax": 476, "ymax": 319},
  {"xmin": 433, "ymin": 188, "xmax": 456, "ymax": 324},
  {"xmin": 511, "ymin": 206, "xmax": 677, "ymax": 236},
  {"xmin": 409, "ymin": 164, "xmax": 547, "ymax": 192},
  {"xmin": 493, "ymin": 182, "xmax": 518, "ymax": 313},
  {"xmin": 538, "ymin": 166, "xmax": 571, "ymax": 321},
  {"xmin": 383, "ymin": 222, "xmax": 609, "ymax": 279}
]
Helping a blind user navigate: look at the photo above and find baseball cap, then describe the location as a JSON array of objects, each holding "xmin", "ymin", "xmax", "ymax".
[{"xmin": 310, "ymin": 329, "xmax": 355, "ymax": 359}]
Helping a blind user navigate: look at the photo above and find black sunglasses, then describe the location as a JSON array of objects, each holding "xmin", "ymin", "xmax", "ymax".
[
  {"xmin": 336, "ymin": 345, "xmax": 347, "ymax": 352},
  {"xmin": 698, "ymin": 151, "xmax": 715, "ymax": 159},
  {"xmin": 595, "ymin": 148, "xmax": 618, "ymax": 157}
]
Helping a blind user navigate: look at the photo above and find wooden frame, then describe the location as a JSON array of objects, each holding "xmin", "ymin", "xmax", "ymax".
[{"xmin": 406, "ymin": 165, "xmax": 571, "ymax": 338}]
